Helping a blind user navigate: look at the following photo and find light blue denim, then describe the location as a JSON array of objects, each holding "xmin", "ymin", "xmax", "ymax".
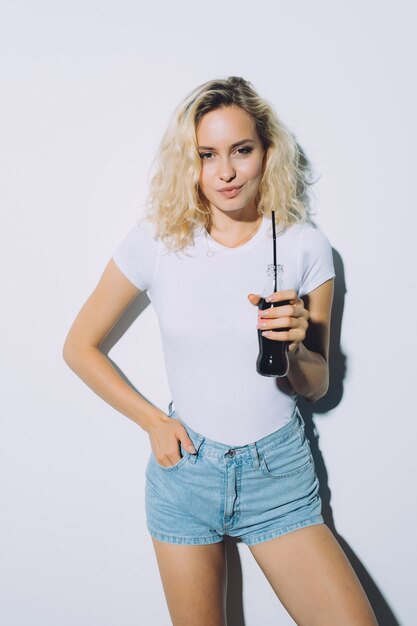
[{"xmin": 145, "ymin": 403, "xmax": 323, "ymax": 546}]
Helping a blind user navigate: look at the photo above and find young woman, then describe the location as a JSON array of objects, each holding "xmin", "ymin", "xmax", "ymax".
[{"xmin": 63, "ymin": 77, "xmax": 378, "ymax": 626}]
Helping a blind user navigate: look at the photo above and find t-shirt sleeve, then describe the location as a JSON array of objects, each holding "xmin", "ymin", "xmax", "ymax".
[
  {"xmin": 110, "ymin": 218, "xmax": 160, "ymax": 291},
  {"xmin": 298, "ymin": 226, "xmax": 335, "ymax": 297}
]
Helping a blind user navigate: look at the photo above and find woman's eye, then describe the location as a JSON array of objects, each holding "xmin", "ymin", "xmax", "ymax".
[
  {"xmin": 237, "ymin": 147, "xmax": 253, "ymax": 155},
  {"xmin": 199, "ymin": 147, "xmax": 253, "ymax": 160}
]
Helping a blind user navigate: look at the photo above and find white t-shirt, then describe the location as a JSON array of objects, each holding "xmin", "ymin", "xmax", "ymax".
[{"xmin": 111, "ymin": 214, "xmax": 335, "ymax": 446}]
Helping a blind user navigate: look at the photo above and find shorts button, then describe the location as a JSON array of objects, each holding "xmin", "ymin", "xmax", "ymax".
[{"xmin": 227, "ymin": 449, "xmax": 235, "ymax": 457}]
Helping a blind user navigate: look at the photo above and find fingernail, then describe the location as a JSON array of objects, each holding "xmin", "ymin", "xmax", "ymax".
[{"xmin": 188, "ymin": 445, "xmax": 197, "ymax": 454}]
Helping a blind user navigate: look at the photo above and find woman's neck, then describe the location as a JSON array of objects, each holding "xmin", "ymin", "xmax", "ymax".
[{"xmin": 207, "ymin": 211, "xmax": 263, "ymax": 248}]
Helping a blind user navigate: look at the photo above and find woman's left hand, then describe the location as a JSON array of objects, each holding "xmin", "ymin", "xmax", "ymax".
[{"xmin": 248, "ymin": 289, "xmax": 309, "ymax": 355}]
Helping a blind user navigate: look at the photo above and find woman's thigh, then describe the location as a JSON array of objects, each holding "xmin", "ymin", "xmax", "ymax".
[
  {"xmin": 151, "ymin": 538, "xmax": 227, "ymax": 626},
  {"xmin": 248, "ymin": 524, "xmax": 378, "ymax": 626}
]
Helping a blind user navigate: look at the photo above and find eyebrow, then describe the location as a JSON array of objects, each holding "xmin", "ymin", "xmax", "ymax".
[{"xmin": 197, "ymin": 138, "xmax": 255, "ymax": 150}]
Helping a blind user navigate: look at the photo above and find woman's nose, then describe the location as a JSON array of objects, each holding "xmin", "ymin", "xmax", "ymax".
[{"xmin": 219, "ymin": 162, "xmax": 236, "ymax": 182}]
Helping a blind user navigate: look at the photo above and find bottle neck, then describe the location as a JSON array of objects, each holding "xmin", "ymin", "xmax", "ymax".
[{"xmin": 263, "ymin": 264, "xmax": 284, "ymax": 295}]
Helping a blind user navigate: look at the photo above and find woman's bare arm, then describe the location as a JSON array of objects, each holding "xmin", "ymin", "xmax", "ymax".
[
  {"xmin": 249, "ymin": 278, "xmax": 334, "ymax": 402},
  {"xmin": 62, "ymin": 259, "xmax": 167, "ymax": 433},
  {"xmin": 285, "ymin": 279, "xmax": 334, "ymax": 402}
]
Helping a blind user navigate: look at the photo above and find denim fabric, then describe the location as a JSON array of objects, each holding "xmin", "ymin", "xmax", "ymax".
[{"xmin": 145, "ymin": 403, "xmax": 323, "ymax": 546}]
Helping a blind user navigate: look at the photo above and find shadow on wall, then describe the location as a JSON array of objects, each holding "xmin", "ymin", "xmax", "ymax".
[
  {"xmin": 296, "ymin": 248, "xmax": 401, "ymax": 626},
  {"xmin": 223, "ymin": 249, "xmax": 401, "ymax": 626},
  {"xmin": 100, "ymin": 254, "xmax": 401, "ymax": 626}
]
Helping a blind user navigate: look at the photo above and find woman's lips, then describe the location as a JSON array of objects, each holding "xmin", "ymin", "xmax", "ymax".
[{"xmin": 218, "ymin": 185, "xmax": 243, "ymax": 198}]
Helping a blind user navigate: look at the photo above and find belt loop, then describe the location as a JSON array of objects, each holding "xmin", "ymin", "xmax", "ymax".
[
  {"xmin": 296, "ymin": 404, "xmax": 305, "ymax": 430},
  {"xmin": 187, "ymin": 433, "xmax": 204, "ymax": 464},
  {"xmin": 250, "ymin": 442, "xmax": 260, "ymax": 470}
]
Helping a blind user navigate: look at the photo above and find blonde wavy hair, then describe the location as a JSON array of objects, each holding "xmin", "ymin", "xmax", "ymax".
[{"xmin": 142, "ymin": 76, "xmax": 314, "ymax": 252}]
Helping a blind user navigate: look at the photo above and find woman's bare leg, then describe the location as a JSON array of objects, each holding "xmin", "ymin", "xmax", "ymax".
[
  {"xmin": 248, "ymin": 524, "xmax": 378, "ymax": 626},
  {"xmin": 151, "ymin": 537, "xmax": 227, "ymax": 626}
]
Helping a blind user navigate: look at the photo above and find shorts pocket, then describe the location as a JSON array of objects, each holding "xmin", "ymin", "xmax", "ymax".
[
  {"xmin": 258, "ymin": 429, "xmax": 313, "ymax": 479},
  {"xmin": 150, "ymin": 448, "xmax": 189, "ymax": 471}
]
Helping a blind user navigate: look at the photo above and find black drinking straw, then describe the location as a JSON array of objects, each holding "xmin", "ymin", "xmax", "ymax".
[{"xmin": 271, "ymin": 210, "xmax": 277, "ymax": 292}]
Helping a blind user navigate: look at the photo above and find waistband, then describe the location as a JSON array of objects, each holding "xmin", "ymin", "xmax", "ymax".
[{"xmin": 167, "ymin": 401, "xmax": 305, "ymax": 464}]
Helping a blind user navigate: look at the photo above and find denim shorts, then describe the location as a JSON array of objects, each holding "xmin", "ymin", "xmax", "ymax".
[{"xmin": 145, "ymin": 403, "xmax": 323, "ymax": 546}]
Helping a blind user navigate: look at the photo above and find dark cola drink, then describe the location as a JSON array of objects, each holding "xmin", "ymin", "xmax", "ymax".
[
  {"xmin": 256, "ymin": 264, "xmax": 290, "ymax": 378},
  {"xmin": 256, "ymin": 297, "xmax": 291, "ymax": 377}
]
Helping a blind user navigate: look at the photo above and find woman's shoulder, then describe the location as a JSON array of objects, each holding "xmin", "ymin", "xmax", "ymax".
[
  {"xmin": 294, "ymin": 221, "xmax": 333, "ymax": 251},
  {"xmin": 292, "ymin": 222, "xmax": 335, "ymax": 296},
  {"xmin": 111, "ymin": 215, "xmax": 161, "ymax": 266},
  {"xmin": 267, "ymin": 218, "xmax": 332, "ymax": 246},
  {"xmin": 282, "ymin": 221, "xmax": 323, "ymax": 237},
  {"xmin": 114, "ymin": 215, "xmax": 160, "ymax": 248},
  {"xmin": 110, "ymin": 215, "xmax": 162, "ymax": 291}
]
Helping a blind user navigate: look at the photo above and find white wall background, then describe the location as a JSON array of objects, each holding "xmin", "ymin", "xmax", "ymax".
[{"xmin": 1, "ymin": 1, "xmax": 416, "ymax": 624}]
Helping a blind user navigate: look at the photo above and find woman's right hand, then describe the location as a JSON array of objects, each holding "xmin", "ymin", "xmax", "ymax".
[{"xmin": 147, "ymin": 414, "xmax": 197, "ymax": 467}]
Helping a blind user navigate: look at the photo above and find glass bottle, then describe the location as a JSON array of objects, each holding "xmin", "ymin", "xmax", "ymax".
[{"xmin": 256, "ymin": 264, "xmax": 290, "ymax": 377}]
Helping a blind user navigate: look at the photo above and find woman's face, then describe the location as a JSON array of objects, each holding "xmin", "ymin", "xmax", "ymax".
[{"xmin": 196, "ymin": 105, "xmax": 266, "ymax": 218}]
